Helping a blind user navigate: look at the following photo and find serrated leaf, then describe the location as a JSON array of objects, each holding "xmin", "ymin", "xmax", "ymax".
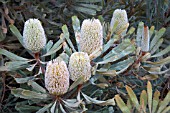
[
  {"xmin": 147, "ymin": 81, "xmax": 152, "ymax": 113},
  {"xmin": 115, "ymin": 95, "xmax": 131, "ymax": 113},
  {"xmin": 126, "ymin": 85, "xmax": 140, "ymax": 110}
]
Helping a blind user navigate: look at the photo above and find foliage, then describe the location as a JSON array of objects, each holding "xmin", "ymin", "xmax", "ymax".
[{"xmin": 0, "ymin": 0, "xmax": 170, "ymax": 113}]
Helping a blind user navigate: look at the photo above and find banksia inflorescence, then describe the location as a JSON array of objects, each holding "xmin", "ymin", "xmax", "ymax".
[
  {"xmin": 69, "ymin": 52, "xmax": 91, "ymax": 82},
  {"xmin": 45, "ymin": 58, "xmax": 70, "ymax": 95},
  {"xmin": 79, "ymin": 19, "xmax": 103, "ymax": 56},
  {"xmin": 23, "ymin": 19, "xmax": 46, "ymax": 53},
  {"xmin": 110, "ymin": 9, "xmax": 129, "ymax": 36}
]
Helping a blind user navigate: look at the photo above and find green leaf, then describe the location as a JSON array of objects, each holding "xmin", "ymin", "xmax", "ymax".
[
  {"xmin": 150, "ymin": 28, "xmax": 166, "ymax": 50},
  {"xmin": 9, "ymin": 24, "xmax": 24, "ymax": 46},
  {"xmin": 15, "ymin": 77, "xmax": 35, "ymax": 84},
  {"xmin": 15, "ymin": 103, "xmax": 41, "ymax": 113},
  {"xmin": 74, "ymin": 6, "xmax": 96, "ymax": 15},
  {"xmin": 140, "ymin": 90, "xmax": 147, "ymax": 112},
  {"xmin": 36, "ymin": 103, "xmax": 52, "ymax": 113},
  {"xmin": 28, "ymin": 80, "xmax": 46, "ymax": 93},
  {"xmin": 43, "ymin": 37, "xmax": 64, "ymax": 57},
  {"xmin": 162, "ymin": 106, "xmax": 170, "ymax": 113},
  {"xmin": 147, "ymin": 81, "xmax": 152, "ymax": 113},
  {"xmin": 115, "ymin": 95, "xmax": 131, "ymax": 113},
  {"xmin": 152, "ymin": 90, "xmax": 160, "ymax": 113},
  {"xmin": 72, "ymin": 16, "xmax": 80, "ymax": 33},
  {"xmin": 50, "ymin": 101, "xmax": 57, "ymax": 113},
  {"xmin": 150, "ymin": 38, "xmax": 163, "ymax": 54},
  {"xmin": 0, "ymin": 48, "xmax": 28, "ymax": 61},
  {"xmin": 62, "ymin": 25, "xmax": 76, "ymax": 52},
  {"xmin": 98, "ymin": 39, "xmax": 135, "ymax": 64},
  {"xmin": 0, "ymin": 60, "xmax": 30, "ymax": 71},
  {"xmin": 151, "ymin": 45, "xmax": 170, "ymax": 57},
  {"xmin": 0, "ymin": 28, "xmax": 6, "ymax": 41},
  {"xmin": 157, "ymin": 91, "xmax": 170, "ymax": 113},
  {"xmin": 146, "ymin": 56, "xmax": 170, "ymax": 66},
  {"xmin": 149, "ymin": 26, "xmax": 155, "ymax": 38},
  {"xmin": 102, "ymin": 35, "xmax": 119, "ymax": 53},
  {"xmin": 136, "ymin": 22, "xmax": 144, "ymax": 47},
  {"xmin": 11, "ymin": 88, "xmax": 48, "ymax": 100},
  {"xmin": 110, "ymin": 57, "xmax": 134, "ymax": 70},
  {"xmin": 77, "ymin": 0, "xmax": 101, "ymax": 3},
  {"xmin": 82, "ymin": 92, "xmax": 115, "ymax": 106},
  {"xmin": 59, "ymin": 104, "xmax": 67, "ymax": 113},
  {"xmin": 126, "ymin": 85, "xmax": 140, "ymax": 110},
  {"xmin": 69, "ymin": 76, "xmax": 84, "ymax": 91}
]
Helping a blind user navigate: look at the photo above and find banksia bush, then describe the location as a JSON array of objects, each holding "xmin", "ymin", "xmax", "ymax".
[
  {"xmin": 69, "ymin": 52, "xmax": 91, "ymax": 82},
  {"xmin": 79, "ymin": 19, "xmax": 103, "ymax": 56},
  {"xmin": 45, "ymin": 58, "xmax": 70, "ymax": 95},
  {"xmin": 110, "ymin": 9, "xmax": 129, "ymax": 36},
  {"xmin": 23, "ymin": 19, "xmax": 46, "ymax": 53}
]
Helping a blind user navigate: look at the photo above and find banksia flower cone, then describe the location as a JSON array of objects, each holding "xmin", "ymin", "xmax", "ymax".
[
  {"xmin": 45, "ymin": 58, "xmax": 70, "ymax": 95},
  {"xmin": 141, "ymin": 26, "xmax": 150, "ymax": 52},
  {"xmin": 79, "ymin": 19, "xmax": 103, "ymax": 56},
  {"xmin": 23, "ymin": 19, "xmax": 46, "ymax": 53},
  {"xmin": 69, "ymin": 52, "xmax": 91, "ymax": 82},
  {"xmin": 110, "ymin": 9, "xmax": 129, "ymax": 36}
]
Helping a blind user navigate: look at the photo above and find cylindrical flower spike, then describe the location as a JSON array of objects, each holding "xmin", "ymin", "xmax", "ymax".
[
  {"xmin": 79, "ymin": 19, "xmax": 103, "ymax": 57},
  {"xmin": 141, "ymin": 26, "xmax": 150, "ymax": 52},
  {"xmin": 110, "ymin": 9, "xmax": 129, "ymax": 36},
  {"xmin": 69, "ymin": 52, "xmax": 91, "ymax": 82},
  {"xmin": 23, "ymin": 19, "xmax": 46, "ymax": 53},
  {"xmin": 45, "ymin": 58, "xmax": 70, "ymax": 95}
]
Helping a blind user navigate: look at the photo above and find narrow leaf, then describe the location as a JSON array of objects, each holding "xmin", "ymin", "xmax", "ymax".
[{"xmin": 115, "ymin": 95, "xmax": 131, "ymax": 113}]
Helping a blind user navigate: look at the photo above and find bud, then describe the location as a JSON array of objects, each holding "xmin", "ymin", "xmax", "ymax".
[
  {"xmin": 141, "ymin": 26, "xmax": 150, "ymax": 52},
  {"xmin": 110, "ymin": 9, "xmax": 129, "ymax": 36},
  {"xmin": 45, "ymin": 58, "xmax": 70, "ymax": 95},
  {"xmin": 23, "ymin": 19, "xmax": 46, "ymax": 53},
  {"xmin": 79, "ymin": 19, "xmax": 103, "ymax": 56},
  {"xmin": 69, "ymin": 52, "xmax": 91, "ymax": 82}
]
